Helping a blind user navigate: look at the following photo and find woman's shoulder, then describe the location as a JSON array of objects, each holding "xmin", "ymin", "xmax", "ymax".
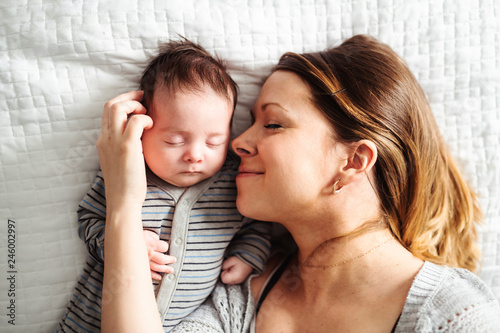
[
  {"xmin": 415, "ymin": 261, "xmax": 498, "ymax": 304},
  {"xmin": 397, "ymin": 261, "xmax": 500, "ymax": 332}
]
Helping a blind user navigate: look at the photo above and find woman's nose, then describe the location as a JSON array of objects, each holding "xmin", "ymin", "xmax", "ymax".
[{"xmin": 231, "ymin": 128, "xmax": 256, "ymax": 157}]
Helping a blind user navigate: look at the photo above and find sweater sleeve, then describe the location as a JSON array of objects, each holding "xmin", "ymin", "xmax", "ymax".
[
  {"xmin": 427, "ymin": 267, "xmax": 500, "ymax": 332},
  {"xmin": 225, "ymin": 218, "xmax": 272, "ymax": 273},
  {"xmin": 397, "ymin": 262, "xmax": 500, "ymax": 332},
  {"xmin": 443, "ymin": 298, "xmax": 500, "ymax": 332},
  {"xmin": 77, "ymin": 170, "xmax": 107, "ymax": 263}
]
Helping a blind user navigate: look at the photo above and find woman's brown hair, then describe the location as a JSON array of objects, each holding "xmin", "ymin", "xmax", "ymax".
[{"xmin": 276, "ymin": 34, "xmax": 482, "ymax": 271}]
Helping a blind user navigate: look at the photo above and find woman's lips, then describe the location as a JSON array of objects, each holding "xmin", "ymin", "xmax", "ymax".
[{"xmin": 237, "ymin": 168, "xmax": 264, "ymax": 178}]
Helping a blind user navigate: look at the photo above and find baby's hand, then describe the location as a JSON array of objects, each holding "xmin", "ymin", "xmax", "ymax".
[
  {"xmin": 220, "ymin": 256, "xmax": 254, "ymax": 285},
  {"xmin": 143, "ymin": 230, "xmax": 176, "ymax": 280}
]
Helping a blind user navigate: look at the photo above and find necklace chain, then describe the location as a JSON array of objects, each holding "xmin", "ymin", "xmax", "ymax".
[{"xmin": 301, "ymin": 237, "xmax": 394, "ymax": 268}]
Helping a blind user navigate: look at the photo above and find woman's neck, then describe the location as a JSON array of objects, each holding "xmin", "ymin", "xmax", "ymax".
[
  {"xmin": 283, "ymin": 227, "xmax": 421, "ymax": 299},
  {"xmin": 284, "ymin": 220, "xmax": 389, "ymax": 272},
  {"xmin": 275, "ymin": 181, "xmax": 423, "ymax": 293},
  {"xmin": 283, "ymin": 207, "xmax": 385, "ymax": 265},
  {"xmin": 294, "ymin": 227, "xmax": 394, "ymax": 267}
]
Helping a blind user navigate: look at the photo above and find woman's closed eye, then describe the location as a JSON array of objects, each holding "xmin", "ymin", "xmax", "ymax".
[{"xmin": 264, "ymin": 123, "xmax": 282, "ymax": 129}]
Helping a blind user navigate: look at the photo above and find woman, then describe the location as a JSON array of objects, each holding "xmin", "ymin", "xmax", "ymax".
[{"xmin": 98, "ymin": 35, "xmax": 499, "ymax": 332}]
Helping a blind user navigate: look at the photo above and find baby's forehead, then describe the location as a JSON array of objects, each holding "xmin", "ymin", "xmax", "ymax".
[
  {"xmin": 150, "ymin": 86, "xmax": 234, "ymax": 118},
  {"xmin": 155, "ymin": 81, "xmax": 234, "ymax": 105},
  {"xmin": 149, "ymin": 87, "xmax": 233, "ymax": 133}
]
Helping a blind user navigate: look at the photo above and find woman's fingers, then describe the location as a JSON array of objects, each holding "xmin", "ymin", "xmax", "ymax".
[
  {"xmin": 96, "ymin": 91, "xmax": 152, "ymax": 209},
  {"xmin": 124, "ymin": 114, "xmax": 153, "ymax": 142},
  {"xmin": 108, "ymin": 101, "xmax": 148, "ymax": 138},
  {"xmin": 101, "ymin": 90, "xmax": 146, "ymax": 134},
  {"xmin": 107, "ymin": 90, "xmax": 144, "ymax": 106}
]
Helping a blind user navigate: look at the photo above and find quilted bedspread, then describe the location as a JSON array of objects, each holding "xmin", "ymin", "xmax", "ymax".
[{"xmin": 1, "ymin": 0, "xmax": 499, "ymax": 331}]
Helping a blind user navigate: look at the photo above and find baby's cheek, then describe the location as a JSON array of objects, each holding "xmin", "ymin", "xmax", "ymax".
[{"xmin": 214, "ymin": 150, "xmax": 227, "ymax": 162}]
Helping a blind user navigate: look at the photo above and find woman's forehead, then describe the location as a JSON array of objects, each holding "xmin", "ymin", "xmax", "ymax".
[{"xmin": 258, "ymin": 71, "xmax": 311, "ymax": 105}]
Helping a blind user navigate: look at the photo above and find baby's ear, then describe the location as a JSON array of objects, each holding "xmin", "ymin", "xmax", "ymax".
[{"xmin": 341, "ymin": 140, "xmax": 377, "ymax": 184}]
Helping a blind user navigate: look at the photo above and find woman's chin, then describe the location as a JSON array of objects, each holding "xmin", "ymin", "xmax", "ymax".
[
  {"xmin": 236, "ymin": 197, "xmax": 259, "ymax": 218},
  {"xmin": 237, "ymin": 197, "xmax": 276, "ymax": 222}
]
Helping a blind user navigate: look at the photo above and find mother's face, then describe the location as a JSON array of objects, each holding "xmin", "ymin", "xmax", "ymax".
[{"xmin": 231, "ymin": 70, "xmax": 342, "ymax": 223}]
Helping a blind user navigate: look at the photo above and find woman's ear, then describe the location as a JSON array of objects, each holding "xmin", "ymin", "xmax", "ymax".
[{"xmin": 341, "ymin": 140, "xmax": 377, "ymax": 184}]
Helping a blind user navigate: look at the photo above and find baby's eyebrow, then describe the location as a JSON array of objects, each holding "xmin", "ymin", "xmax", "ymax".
[
  {"xmin": 206, "ymin": 131, "xmax": 227, "ymax": 138},
  {"xmin": 163, "ymin": 128, "xmax": 227, "ymax": 138},
  {"xmin": 160, "ymin": 127, "xmax": 188, "ymax": 135}
]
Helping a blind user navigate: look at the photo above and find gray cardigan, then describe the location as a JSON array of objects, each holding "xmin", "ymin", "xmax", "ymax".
[{"xmin": 172, "ymin": 261, "xmax": 500, "ymax": 332}]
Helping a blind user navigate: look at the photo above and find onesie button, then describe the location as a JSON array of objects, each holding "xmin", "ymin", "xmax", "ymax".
[
  {"xmin": 167, "ymin": 273, "xmax": 175, "ymax": 281},
  {"xmin": 175, "ymin": 238, "xmax": 182, "ymax": 245}
]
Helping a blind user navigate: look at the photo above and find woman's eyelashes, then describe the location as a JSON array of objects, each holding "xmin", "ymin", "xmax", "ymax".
[
  {"xmin": 264, "ymin": 123, "xmax": 282, "ymax": 129},
  {"xmin": 250, "ymin": 108, "xmax": 286, "ymax": 130}
]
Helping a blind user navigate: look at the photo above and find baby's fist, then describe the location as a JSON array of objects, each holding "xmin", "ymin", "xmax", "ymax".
[{"xmin": 220, "ymin": 256, "xmax": 253, "ymax": 285}]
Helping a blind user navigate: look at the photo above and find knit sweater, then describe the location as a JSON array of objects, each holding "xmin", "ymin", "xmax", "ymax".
[{"xmin": 172, "ymin": 261, "xmax": 500, "ymax": 332}]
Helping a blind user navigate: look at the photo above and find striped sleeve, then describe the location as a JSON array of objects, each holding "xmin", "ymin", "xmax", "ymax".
[
  {"xmin": 78, "ymin": 170, "xmax": 107, "ymax": 263},
  {"xmin": 225, "ymin": 218, "xmax": 271, "ymax": 273}
]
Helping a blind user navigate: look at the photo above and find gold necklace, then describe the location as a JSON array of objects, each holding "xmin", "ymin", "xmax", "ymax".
[{"xmin": 301, "ymin": 237, "xmax": 394, "ymax": 268}]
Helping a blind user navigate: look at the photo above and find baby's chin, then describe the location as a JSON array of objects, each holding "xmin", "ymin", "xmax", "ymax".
[{"xmin": 163, "ymin": 172, "xmax": 213, "ymax": 188}]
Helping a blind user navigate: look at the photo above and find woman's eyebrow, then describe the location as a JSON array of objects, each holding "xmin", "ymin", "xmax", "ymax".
[
  {"xmin": 249, "ymin": 102, "xmax": 289, "ymax": 122},
  {"xmin": 262, "ymin": 102, "xmax": 289, "ymax": 112}
]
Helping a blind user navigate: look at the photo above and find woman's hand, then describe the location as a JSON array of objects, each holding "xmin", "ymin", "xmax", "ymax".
[
  {"xmin": 98, "ymin": 91, "xmax": 163, "ymax": 333},
  {"xmin": 96, "ymin": 90, "xmax": 153, "ymax": 210}
]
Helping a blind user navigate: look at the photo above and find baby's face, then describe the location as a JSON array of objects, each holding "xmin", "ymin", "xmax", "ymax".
[{"xmin": 142, "ymin": 84, "xmax": 233, "ymax": 187}]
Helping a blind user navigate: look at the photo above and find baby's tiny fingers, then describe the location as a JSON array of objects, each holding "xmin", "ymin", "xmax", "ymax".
[
  {"xmin": 151, "ymin": 252, "xmax": 176, "ymax": 265},
  {"xmin": 150, "ymin": 262, "xmax": 174, "ymax": 274},
  {"xmin": 155, "ymin": 239, "xmax": 169, "ymax": 253},
  {"xmin": 150, "ymin": 270, "xmax": 163, "ymax": 281}
]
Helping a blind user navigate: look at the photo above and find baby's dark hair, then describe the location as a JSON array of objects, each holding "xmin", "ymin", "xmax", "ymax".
[{"xmin": 139, "ymin": 38, "xmax": 238, "ymax": 112}]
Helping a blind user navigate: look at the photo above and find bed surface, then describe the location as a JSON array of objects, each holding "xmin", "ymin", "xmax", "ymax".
[{"xmin": 1, "ymin": 0, "xmax": 499, "ymax": 331}]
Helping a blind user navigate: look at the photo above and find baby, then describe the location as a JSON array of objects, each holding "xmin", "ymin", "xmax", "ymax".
[{"xmin": 58, "ymin": 39, "xmax": 270, "ymax": 332}]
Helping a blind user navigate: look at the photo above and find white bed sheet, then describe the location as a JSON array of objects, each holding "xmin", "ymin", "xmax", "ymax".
[{"xmin": 1, "ymin": 0, "xmax": 499, "ymax": 331}]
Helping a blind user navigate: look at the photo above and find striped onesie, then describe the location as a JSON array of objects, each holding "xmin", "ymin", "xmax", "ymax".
[{"xmin": 58, "ymin": 153, "xmax": 271, "ymax": 332}]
